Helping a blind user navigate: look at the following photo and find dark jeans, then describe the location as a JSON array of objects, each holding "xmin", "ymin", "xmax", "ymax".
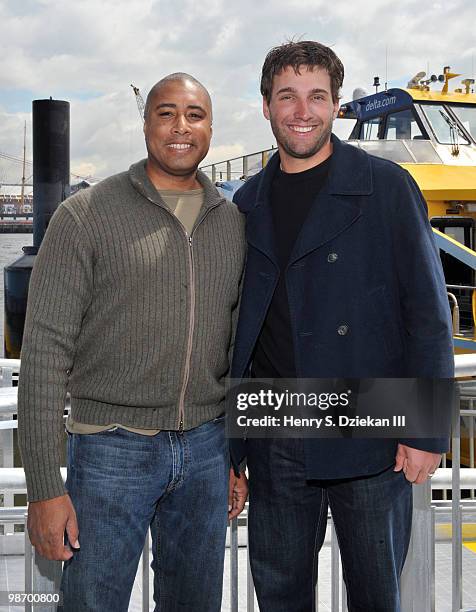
[
  {"xmin": 247, "ymin": 438, "xmax": 412, "ymax": 612},
  {"xmin": 59, "ymin": 416, "xmax": 228, "ymax": 612}
]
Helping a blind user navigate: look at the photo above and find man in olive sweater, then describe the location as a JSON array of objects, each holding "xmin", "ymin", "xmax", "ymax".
[{"xmin": 18, "ymin": 73, "xmax": 247, "ymax": 612}]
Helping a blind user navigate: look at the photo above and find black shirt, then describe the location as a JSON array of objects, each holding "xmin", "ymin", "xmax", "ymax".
[{"xmin": 252, "ymin": 156, "xmax": 331, "ymax": 378}]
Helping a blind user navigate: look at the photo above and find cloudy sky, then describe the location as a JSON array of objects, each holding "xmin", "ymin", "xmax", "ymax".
[{"xmin": 0, "ymin": 0, "xmax": 474, "ymax": 184}]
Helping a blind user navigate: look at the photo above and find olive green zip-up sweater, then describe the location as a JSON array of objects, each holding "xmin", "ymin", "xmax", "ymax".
[{"xmin": 18, "ymin": 160, "xmax": 246, "ymax": 502}]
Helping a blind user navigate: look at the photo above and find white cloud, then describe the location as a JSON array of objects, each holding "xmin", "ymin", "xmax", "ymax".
[{"xmin": 0, "ymin": 0, "xmax": 474, "ymax": 183}]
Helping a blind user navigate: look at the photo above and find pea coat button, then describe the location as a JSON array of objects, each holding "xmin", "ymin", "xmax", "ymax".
[
  {"xmin": 337, "ymin": 325, "xmax": 349, "ymax": 336},
  {"xmin": 327, "ymin": 252, "xmax": 338, "ymax": 263}
]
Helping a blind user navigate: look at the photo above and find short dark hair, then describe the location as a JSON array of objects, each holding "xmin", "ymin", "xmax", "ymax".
[
  {"xmin": 260, "ymin": 40, "xmax": 344, "ymax": 104},
  {"xmin": 144, "ymin": 72, "xmax": 212, "ymax": 120}
]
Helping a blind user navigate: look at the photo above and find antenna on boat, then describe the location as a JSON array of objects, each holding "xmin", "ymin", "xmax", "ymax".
[
  {"xmin": 442, "ymin": 66, "xmax": 461, "ymax": 94},
  {"xmin": 385, "ymin": 46, "xmax": 388, "ymax": 90},
  {"xmin": 472, "ymin": 55, "xmax": 475, "ymax": 93},
  {"xmin": 20, "ymin": 121, "xmax": 26, "ymax": 210}
]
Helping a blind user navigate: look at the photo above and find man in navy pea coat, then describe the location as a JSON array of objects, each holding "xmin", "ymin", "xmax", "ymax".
[{"xmin": 230, "ymin": 40, "xmax": 454, "ymax": 612}]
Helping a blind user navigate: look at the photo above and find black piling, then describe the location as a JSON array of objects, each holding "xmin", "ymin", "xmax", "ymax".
[{"xmin": 4, "ymin": 99, "xmax": 70, "ymax": 358}]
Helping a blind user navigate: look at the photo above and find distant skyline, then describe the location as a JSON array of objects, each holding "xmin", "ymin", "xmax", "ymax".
[{"xmin": 0, "ymin": 0, "xmax": 474, "ymax": 182}]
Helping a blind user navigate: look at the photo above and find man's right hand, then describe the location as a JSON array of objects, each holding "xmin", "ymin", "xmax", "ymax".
[{"xmin": 27, "ymin": 494, "xmax": 79, "ymax": 561}]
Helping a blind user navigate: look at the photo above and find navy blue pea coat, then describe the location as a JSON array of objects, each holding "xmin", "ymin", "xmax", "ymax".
[{"xmin": 230, "ymin": 134, "xmax": 454, "ymax": 480}]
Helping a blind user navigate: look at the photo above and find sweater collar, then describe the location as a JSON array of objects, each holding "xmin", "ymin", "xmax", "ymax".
[{"xmin": 128, "ymin": 159, "xmax": 225, "ymax": 209}]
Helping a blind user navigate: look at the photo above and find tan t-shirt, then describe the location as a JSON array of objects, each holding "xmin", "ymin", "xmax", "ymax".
[
  {"xmin": 159, "ymin": 187, "xmax": 204, "ymax": 235},
  {"xmin": 66, "ymin": 187, "xmax": 205, "ymax": 435}
]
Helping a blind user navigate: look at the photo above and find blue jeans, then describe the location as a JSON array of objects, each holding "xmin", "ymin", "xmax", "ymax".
[
  {"xmin": 247, "ymin": 438, "xmax": 412, "ymax": 612},
  {"xmin": 59, "ymin": 416, "xmax": 228, "ymax": 612}
]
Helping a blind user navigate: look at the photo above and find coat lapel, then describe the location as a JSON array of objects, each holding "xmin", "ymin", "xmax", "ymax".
[
  {"xmin": 245, "ymin": 153, "xmax": 280, "ymax": 269},
  {"xmin": 289, "ymin": 193, "xmax": 362, "ymax": 264},
  {"xmin": 244, "ymin": 136, "xmax": 374, "ymax": 267}
]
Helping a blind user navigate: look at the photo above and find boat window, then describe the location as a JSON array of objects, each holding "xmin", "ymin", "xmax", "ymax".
[
  {"xmin": 430, "ymin": 218, "xmax": 475, "ymax": 332},
  {"xmin": 384, "ymin": 109, "xmax": 424, "ymax": 140},
  {"xmin": 430, "ymin": 217, "xmax": 474, "ymax": 249},
  {"xmin": 421, "ymin": 104, "xmax": 469, "ymax": 144},
  {"xmin": 359, "ymin": 117, "xmax": 381, "ymax": 140},
  {"xmin": 448, "ymin": 105, "xmax": 476, "ymax": 141},
  {"xmin": 445, "ymin": 226, "xmax": 466, "ymax": 245},
  {"xmin": 349, "ymin": 140, "xmax": 442, "ymax": 163}
]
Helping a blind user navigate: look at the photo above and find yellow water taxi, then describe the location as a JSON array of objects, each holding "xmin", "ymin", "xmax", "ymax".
[{"xmin": 338, "ymin": 67, "xmax": 476, "ymax": 351}]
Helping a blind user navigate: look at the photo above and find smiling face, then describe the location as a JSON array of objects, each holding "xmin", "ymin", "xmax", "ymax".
[
  {"xmin": 143, "ymin": 78, "xmax": 212, "ymax": 188},
  {"xmin": 263, "ymin": 65, "xmax": 339, "ymax": 172}
]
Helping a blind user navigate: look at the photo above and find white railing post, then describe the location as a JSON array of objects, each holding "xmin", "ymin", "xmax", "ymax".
[
  {"xmin": 33, "ymin": 550, "xmax": 62, "ymax": 610},
  {"xmin": 24, "ymin": 517, "xmax": 33, "ymax": 612},
  {"xmin": 452, "ymin": 410, "xmax": 463, "ymax": 612},
  {"xmin": 341, "ymin": 572, "xmax": 348, "ymax": 612},
  {"xmin": 315, "ymin": 556, "xmax": 319, "ymax": 611},
  {"xmin": 401, "ymin": 479, "xmax": 434, "ymax": 612},
  {"xmin": 330, "ymin": 521, "xmax": 340, "ymax": 612},
  {"xmin": 1, "ymin": 365, "xmax": 15, "ymax": 536},
  {"xmin": 230, "ymin": 517, "xmax": 238, "ymax": 612},
  {"xmin": 142, "ymin": 531, "xmax": 150, "ymax": 612},
  {"xmin": 24, "ymin": 520, "xmax": 62, "ymax": 611},
  {"xmin": 469, "ymin": 399, "xmax": 475, "ymax": 499},
  {"xmin": 242, "ymin": 156, "xmax": 248, "ymax": 178},
  {"xmin": 246, "ymin": 536, "xmax": 254, "ymax": 611}
]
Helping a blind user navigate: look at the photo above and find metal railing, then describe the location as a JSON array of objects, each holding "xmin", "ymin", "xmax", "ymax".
[
  {"xmin": 448, "ymin": 292, "xmax": 461, "ymax": 334},
  {"xmin": 1, "ymin": 356, "xmax": 476, "ymax": 611},
  {"xmin": 200, "ymin": 148, "xmax": 275, "ymax": 182},
  {"xmin": 447, "ymin": 285, "xmax": 476, "ymax": 338},
  {"xmin": 2, "ymin": 469, "xmax": 475, "ymax": 611},
  {"xmin": 0, "ymin": 359, "xmax": 19, "ymax": 540}
]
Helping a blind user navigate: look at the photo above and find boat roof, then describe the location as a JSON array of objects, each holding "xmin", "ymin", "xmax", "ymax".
[
  {"xmin": 405, "ymin": 89, "xmax": 476, "ymax": 104},
  {"xmin": 339, "ymin": 86, "xmax": 476, "ymax": 122}
]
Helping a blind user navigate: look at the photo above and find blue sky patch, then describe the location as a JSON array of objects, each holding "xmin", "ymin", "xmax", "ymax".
[{"xmin": 0, "ymin": 89, "xmax": 102, "ymax": 114}]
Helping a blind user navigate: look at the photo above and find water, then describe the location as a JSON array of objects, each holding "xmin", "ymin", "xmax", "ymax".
[{"xmin": 0, "ymin": 233, "xmax": 33, "ymax": 356}]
